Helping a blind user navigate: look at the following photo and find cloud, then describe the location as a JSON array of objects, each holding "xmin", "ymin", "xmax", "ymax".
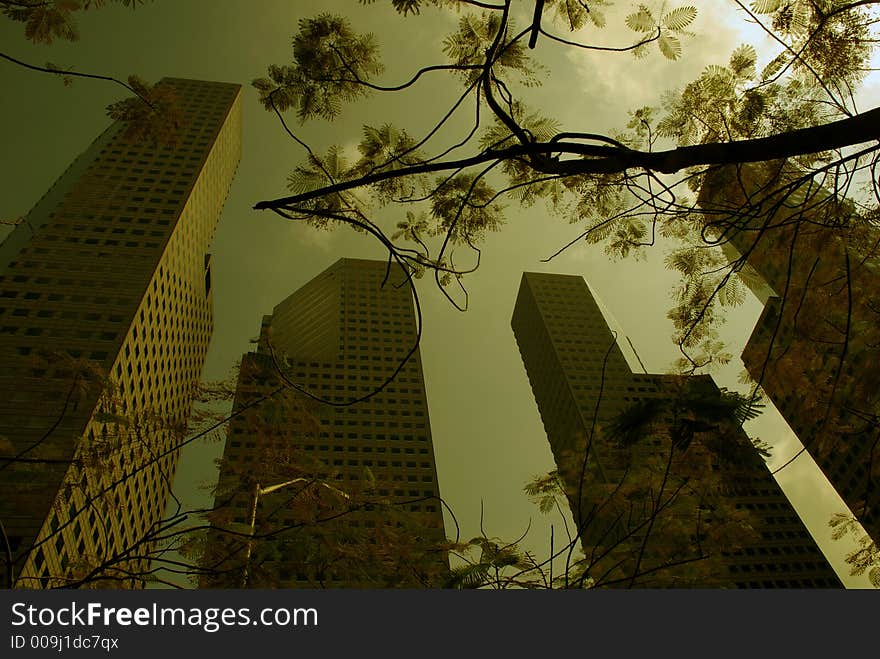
[
  {"xmin": 555, "ymin": 1, "xmax": 781, "ymax": 134},
  {"xmin": 289, "ymin": 221, "xmax": 337, "ymax": 251}
]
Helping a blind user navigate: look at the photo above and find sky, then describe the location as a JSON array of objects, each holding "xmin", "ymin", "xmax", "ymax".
[{"xmin": 1, "ymin": 0, "xmax": 876, "ymax": 587}]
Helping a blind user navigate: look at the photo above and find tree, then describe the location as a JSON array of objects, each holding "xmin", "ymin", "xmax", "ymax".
[
  {"xmin": 0, "ymin": 328, "xmax": 832, "ymax": 590},
  {"xmin": 520, "ymin": 380, "xmax": 764, "ymax": 588},
  {"xmin": 0, "ymin": 349, "xmax": 265, "ymax": 589},
  {"xmin": 444, "ymin": 377, "xmax": 839, "ymax": 590},
  {"xmin": 248, "ymin": 1, "xmax": 880, "ymax": 312},
  {"xmin": 245, "ymin": 0, "xmax": 880, "ymax": 566},
  {"xmin": 1, "ymin": 353, "xmax": 193, "ymax": 589},
  {"xmin": 1, "ymin": 0, "xmax": 151, "ymax": 46},
  {"xmin": 829, "ymin": 512, "xmax": 880, "ymax": 587},
  {"xmin": 6, "ymin": 0, "xmax": 878, "ymax": 588},
  {"xmin": 1, "ymin": 0, "xmax": 181, "ymax": 146},
  {"xmin": 194, "ymin": 355, "xmax": 451, "ymax": 589}
]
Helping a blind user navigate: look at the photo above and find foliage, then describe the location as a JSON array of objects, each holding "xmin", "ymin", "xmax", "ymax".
[
  {"xmin": 3, "ymin": 1, "xmax": 181, "ymax": 147},
  {"xmin": 445, "ymin": 535, "xmax": 537, "ymax": 589},
  {"xmin": 250, "ymin": 1, "xmax": 879, "ymax": 336},
  {"xmin": 1, "ymin": 0, "xmax": 151, "ymax": 45},
  {"xmin": 252, "ymin": 14, "xmax": 383, "ymax": 120},
  {"xmin": 7, "ymin": 0, "xmax": 880, "ymax": 588},
  {"xmin": 245, "ymin": 4, "xmax": 880, "ymax": 572},
  {"xmin": 524, "ymin": 469, "xmax": 566, "ymax": 514},
  {"xmin": 829, "ymin": 512, "xmax": 880, "ymax": 587},
  {"xmin": 460, "ymin": 380, "xmax": 774, "ymax": 589},
  {"xmin": 105, "ymin": 75, "xmax": 183, "ymax": 146},
  {"xmin": 198, "ymin": 356, "xmax": 450, "ymax": 588}
]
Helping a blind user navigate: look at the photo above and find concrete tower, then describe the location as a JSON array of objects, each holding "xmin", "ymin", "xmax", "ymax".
[
  {"xmin": 512, "ymin": 272, "xmax": 841, "ymax": 587},
  {"xmin": 205, "ymin": 258, "xmax": 447, "ymax": 588},
  {"xmin": 0, "ymin": 78, "xmax": 242, "ymax": 588}
]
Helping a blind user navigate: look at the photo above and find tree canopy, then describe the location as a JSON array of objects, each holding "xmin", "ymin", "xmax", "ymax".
[
  {"xmin": 4, "ymin": 0, "xmax": 880, "ymax": 587},
  {"xmin": 250, "ymin": 1, "xmax": 879, "ymax": 324},
  {"xmin": 246, "ymin": 0, "xmax": 880, "ymax": 581},
  {"xmin": 1, "ymin": 0, "xmax": 150, "ymax": 45}
]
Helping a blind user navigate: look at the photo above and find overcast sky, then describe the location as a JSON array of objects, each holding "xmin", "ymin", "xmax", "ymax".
[{"xmin": 1, "ymin": 0, "xmax": 876, "ymax": 587}]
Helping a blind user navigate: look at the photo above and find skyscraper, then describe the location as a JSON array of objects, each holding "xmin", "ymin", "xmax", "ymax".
[
  {"xmin": 699, "ymin": 163, "xmax": 880, "ymax": 545},
  {"xmin": 0, "ymin": 78, "xmax": 242, "ymax": 588},
  {"xmin": 204, "ymin": 258, "xmax": 447, "ymax": 588},
  {"xmin": 512, "ymin": 272, "xmax": 842, "ymax": 587}
]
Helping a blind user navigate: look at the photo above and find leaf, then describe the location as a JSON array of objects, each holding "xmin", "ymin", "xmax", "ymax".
[
  {"xmin": 608, "ymin": 399, "xmax": 664, "ymax": 446},
  {"xmin": 589, "ymin": 9, "xmax": 606, "ymax": 29},
  {"xmin": 662, "ymin": 6, "xmax": 697, "ymax": 32},
  {"xmin": 750, "ymin": 0, "xmax": 781, "ymax": 13},
  {"xmin": 24, "ymin": 4, "xmax": 80, "ymax": 44},
  {"xmin": 560, "ymin": 0, "xmax": 590, "ymax": 31},
  {"xmin": 105, "ymin": 77, "xmax": 183, "ymax": 146},
  {"xmin": 701, "ymin": 64, "xmax": 733, "ymax": 81},
  {"xmin": 631, "ymin": 40, "xmax": 651, "ymax": 59},
  {"xmin": 658, "ymin": 33, "xmax": 682, "ymax": 61},
  {"xmin": 760, "ymin": 50, "xmax": 789, "ymax": 80},
  {"xmin": 254, "ymin": 14, "xmax": 383, "ymax": 120},
  {"xmin": 363, "ymin": 466, "xmax": 376, "ymax": 488},
  {"xmin": 729, "ymin": 43, "xmax": 757, "ymax": 79},
  {"xmin": 829, "ymin": 512, "xmax": 855, "ymax": 540},
  {"xmin": 625, "ymin": 6, "xmax": 654, "ymax": 33},
  {"xmin": 442, "ymin": 12, "xmax": 536, "ymax": 85},
  {"xmin": 390, "ymin": 0, "xmax": 423, "ymax": 15},
  {"xmin": 44, "ymin": 61, "xmax": 75, "ymax": 86},
  {"xmin": 664, "ymin": 248, "xmax": 702, "ymax": 277},
  {"xmin": 717, "ymin": 278, "xmax": 745, "ymax": 307},
  {"xmin": 429, "ymin": 173, "xmax": 505, "ymax": 243}
]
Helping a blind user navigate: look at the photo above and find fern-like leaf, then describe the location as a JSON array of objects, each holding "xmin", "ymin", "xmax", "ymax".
[
  {"xmin": 750, "ymin": 0, "xmax": 782, "ymax": 13},
  {"xmin": 625, "ymin": 5, "xmax": 654, "ymax": 32},
  {"xmin": 662, "ymin": 6, "xmax": 697, "ymax": 32},
  {"xmin": 658, "ymin": 33, "xmax": 682, "ymax": 61},
  {"xmin": 760, "ymin": 51, "xmax": 789, "ymax": 80},
  {"xmin": 729, "ymin": 43, "xmax": 757, "ymax": 79}
]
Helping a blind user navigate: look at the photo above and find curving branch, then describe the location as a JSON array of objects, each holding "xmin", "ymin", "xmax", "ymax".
[{"xmin": 255, "ymin": 107, "xmax": 880, "ymax": 211}]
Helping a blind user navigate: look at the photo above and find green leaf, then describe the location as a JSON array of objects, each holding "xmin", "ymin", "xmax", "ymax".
[
  {"xmin": 750, "ymin": 0, "xmax": 781, "ymax": 13},
  {"xmin": 718, "ymin": 279, "xmax": 745, "ymax": 307},
  {"xmin": 254, "ymin": 14, "xmax": 383, "ymax": 120},
  {"xmin": 662, "ymin": 6, "xmax": 697, "ymax": 32},
  {"xmin": 631, "ymin": 40, "xmax": 650, "ymax": 59},
  {"xmin": 559, "ymin": 0, "xmax": 590, "ymax": 31},
  {"xmin": 658, "ymin": 33, "xmax": 682, "ymax": 61},
  {"xmin": 391, "ymin": 0, "xmax": 423, "ymax": 15},
  {"xmin": 760, "ymin": 51, "xmax": 789, "ymax": 80},
  {"xmin": 625, "ymin": 6, "xmax": 654, "ymax": 32},
  {"xmin": 429, "ymin": 173, "xmax": 505, "ymax": 244},
  {"xmin": 729, "ymin": 43, "xmax": 757, "ymax": 79}
]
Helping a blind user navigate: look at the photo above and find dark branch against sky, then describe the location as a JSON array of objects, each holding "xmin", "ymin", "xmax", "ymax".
[{"xmin": 1, "ymin": 0, "xmax": 876, "ymax": 587}]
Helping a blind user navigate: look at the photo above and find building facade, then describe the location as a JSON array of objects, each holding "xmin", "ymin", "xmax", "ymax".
[
  {"xmin": 699, "ymin": 163, "xmax": 880, "ymax": 545},
  {"xmin": 512, "ymin": 271, "xmax": 842, "ymax": 587},
  {"xmin": 204, "ymin": 258, "xmax": 447, "ymax": 588},
  {"xmin": 0, "ymin": 78, "xmax": 242, "ymax": 588}
]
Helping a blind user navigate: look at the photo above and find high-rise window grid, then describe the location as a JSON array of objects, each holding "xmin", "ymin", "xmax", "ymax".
[
  {"xmin": 0, "ymin": 78, "xmax": 242, "ymax": 588},
  {"xmin": 511, "ymin": 271, "xmax": 842, "ymax": 588},
  {"xmin": 206, "ymin": 259, "xmax": 446, "ymax": 588}
]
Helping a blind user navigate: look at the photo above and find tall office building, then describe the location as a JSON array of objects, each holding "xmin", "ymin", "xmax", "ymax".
[
  {"xmin": 699, "ymin": 163, "xmax": 880, "ymax": 544},
  {"xmin": 512, "ymin": 272, "xmax": 842, "ymax": 587},
  {"xmin": 204, "ymin": 258, "xmax": 447, "ymax": 588},
  {"xmin": 0, "ymin": 79, "xmax": 242, "ymax": 588}
]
